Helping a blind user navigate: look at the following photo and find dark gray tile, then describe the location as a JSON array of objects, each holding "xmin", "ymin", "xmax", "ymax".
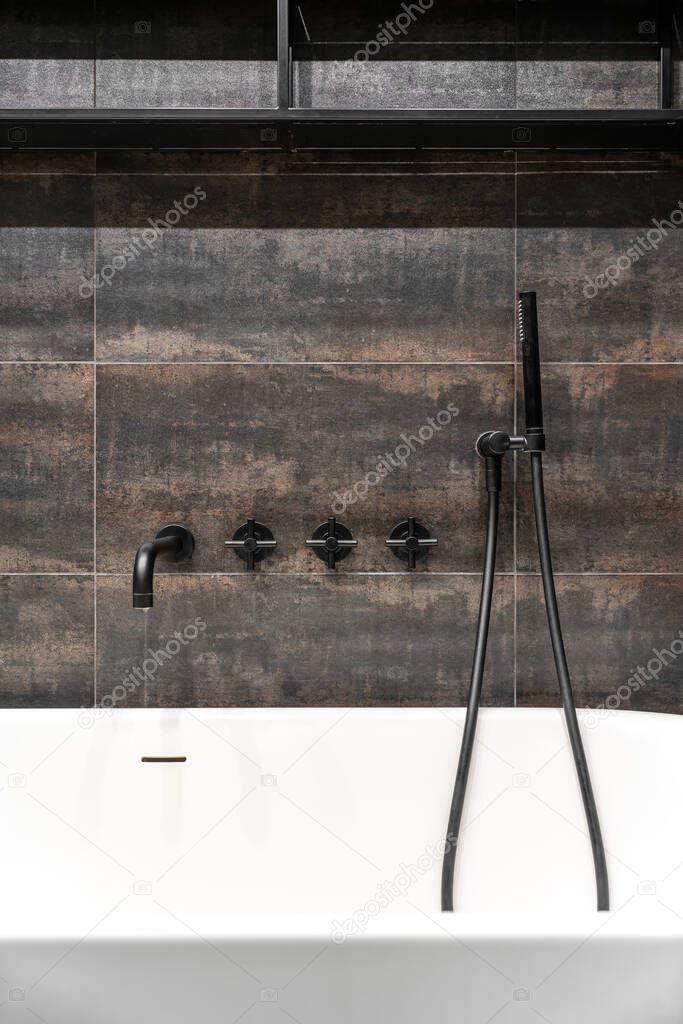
[
  {"xmin": 516, "ymin": 45, "xmax": 658, "ymax": 109},
  {"xmin": 0, "ymin": 575, "xmax": 94, "ymax": 708},
  {"xmin": 293, "ymin": 54, "xmax": 515, "ymax": 110},
  {"xmin": 0, "ymin": 0, "xmax": 94, "ymax": 105},
  {"xmin": 0, "ymin": 365, "xmax": 94, "ymax": 571},
  {"xmin": 95, "ymin": 0, "xmax": 276, "ymax": 108},
  {"xmin": 518, "ymin": 157, "xmax": 683, "ymax": 361},
  {"xmin": 96, "ymin": 573, "xmax": 514, "ymax": 707},
  {"xmin": 516, "ymin": 575, "xmax": 683, "ymax": 714},
  {"xmin": 95, "ymin": 0, "xmax": 276, "ymax": 60},
  {"xmin": 0, "ymin": 0, "xmax": 95, "ymax": 59},
  {"xmin": 96, "ymin": 363, "xmax": 514, "ymax": 574},
  {"xmin": 516, "ymin": 2, "xmax": 659, "ymax": 43},
  {"xmin": 0, "ymin": 176, "xmax": 94, "ymax": 360},
  {"xmin": 95, "ymin": 165, "xmax": 514, "ymax": 362},
  {"xmin": 516, "ymin": 365, "xmax": 682, "ymax": 573},
  {"xmin": 293, "ymin": 0, "xmax": 516, "ymax": 45}
]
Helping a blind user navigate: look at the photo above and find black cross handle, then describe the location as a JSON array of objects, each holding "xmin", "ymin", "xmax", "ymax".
[
  {"xmin": 386, "ymin": 517, "xmax": 438, "ymax": 571},
  {"xmin": 306, "ymin": 517, "xmax": 357, "ymax": 570},
  {"xmin": 225, "ymin": 518, "xmax": 277, "ymax": 571}
]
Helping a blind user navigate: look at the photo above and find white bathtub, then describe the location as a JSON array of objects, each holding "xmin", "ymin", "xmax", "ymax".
[{"xmin": 1, "ymin": 706, "xmax": 682, "ymax": 1023}]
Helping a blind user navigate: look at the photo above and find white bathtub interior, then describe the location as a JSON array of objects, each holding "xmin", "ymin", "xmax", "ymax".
[{"xmin": 1, "ymin": 706, "xmax": 682, "ymax": 1023}]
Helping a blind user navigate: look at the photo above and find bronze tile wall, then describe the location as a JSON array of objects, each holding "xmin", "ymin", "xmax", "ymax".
[{"xmin": 0, "ymin": 4, "xmax": 681, "ymax": 712}]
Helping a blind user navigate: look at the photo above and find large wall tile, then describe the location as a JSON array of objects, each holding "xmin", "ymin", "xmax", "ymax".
[
  {"xmin": 0, "ymin": 60, "xmax": 94, "ymax": 107},
  {"xmin": 95, "ymin": 164, "xmax": 514, "ymax": 362},
  {"xmin": 518, "ymin": 156, "xmax": 683, "ymax": 361},
  {"xmin": 294, "ymin": 54, "xmax": 514, "ymax": 110},
  {"xmin": 95, "ymin": 0, "xmax": 276, "ymax": 108},
  {"xmin": 293, "ymin": 0, "xmax": 516, "ymax": 44},
  {"xmin": 0, "ymin": 176, "xmax": 94, "ymax": 360},
  {"xmin": 96, "ymin": 363, "xmax": 514, "ymax": 573},
  {"xmin": 516, "ymin": 46, "xmax": 658, "ymax": 108},
  {"xmin": 0, "ymin": 365, "xmax": 94, "ymax": 571},
  {"xmin": 95, "ymin": 61, "xmax": 276, "ymax": 109},
  {"xmin": 516, "ymin": 575, "xmax": 683, "ymax": 714},
  {"xmin": 96, "ymin": 573, "xmax": 514, "ymax": 707},
  {"xmin": 516, "ymin": 365, "xmax": 682, "ymax": 573},
  {"xmin": 0, "ymin": 0, "xmax": 95, "ymax": 107},
  {"xmin": 516, "ymin": 3, "xmax": 659, "ymax": 42},
  {"xmin": 0, "ymin": 575, "xmax": 94, "ymax": 708}
]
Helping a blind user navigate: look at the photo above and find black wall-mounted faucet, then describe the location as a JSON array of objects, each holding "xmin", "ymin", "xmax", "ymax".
[{"xmin": 132, "ymin": 525, "xmax": 194, "ymax": 608}]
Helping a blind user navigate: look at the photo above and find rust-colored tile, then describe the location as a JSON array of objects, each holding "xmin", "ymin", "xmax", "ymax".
[
  {"xmin": 516, "ymin": 575, "xmax": 683, "ymax": 714},
  {"xmin": 518, "ymin": 158, "xmax": 683, "ymax": 361},
  {"xmin": 96, "ymin": 363, "xmax": 514, "ymax": 574},
  {"xmin": 96, "ymin": 573, "xmax": 514, "ymax": 707},
  {"xmin": 0, "ymin": 575, "xmax": 94, "ymax": 708},
  {"xmin": 0, "ymin": 175, "xmax": 94, "ymax": 360},
  {"xmin": 0, "ymin": 364, "xmax": 94, "ymax": 571},
  {"xmin": 516, "ymin": 365, "xmax": 682, "ymax": 573},
  {"xmin": 94, "ymin": 166, "xmax": 514, "ymax": 362}
]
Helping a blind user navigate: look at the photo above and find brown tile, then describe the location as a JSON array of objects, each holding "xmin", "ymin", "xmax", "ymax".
[
  {"xmin": 516, "ymin": 365, "xmax": 682, "ymax": 573},
  {"xmin": 516, "ymin": 575, "xmax": 683, "ymax": 714},
  {"xmin": 0, "ymin": 175, "xmax": 94, "ymax": 360},
  {"xmin": 0, "ymin": 575, "xmax": 94, "ymax": 708},
  {"xmin": 96, "ymin": 573, "xmax": 514, "ymax": 707},
  {"xmin": 518, "ymin": 158, "xmax": 683, "ymax": 361},
  {"xmin": 94, "ymin": 166, "xmax": 514, "ymax": 362},
  {"xmin": 95, "ymin": 151, "xmax": 515, "ymax": 175},
  {"xmin": 0, "ymin": 365, "xmax": 94, "ymax": 571},
  {"xmin": 0, "ymin": 153, "xmax": 95, "ymax": 175},
  {"xmin": 96, "ymin": 363, "xmax": 514, "ymax": 574}
]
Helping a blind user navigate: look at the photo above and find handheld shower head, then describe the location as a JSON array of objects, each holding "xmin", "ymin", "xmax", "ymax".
[{"xmin": 518, "ymin": 291, "xmax": 545, "ymax": 449}]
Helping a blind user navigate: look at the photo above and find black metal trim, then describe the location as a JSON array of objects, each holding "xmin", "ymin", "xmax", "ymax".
[
  {"xmin": 659, "ymin": 0, "xmax": 675, "ymax": 109},
  {"xmin": 277, "ymin": 0, "xmax": 292, "ymax": 111},
  {"xmin": 2, "ymin": 108, "xmax": 682, "ymax": 152}
]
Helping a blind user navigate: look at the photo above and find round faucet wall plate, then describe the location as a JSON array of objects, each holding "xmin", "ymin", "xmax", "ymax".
[
  {"xmin": 387, "ymin": 519, "xmax": 432, "ymax": 564},
  {"xmin": 229, "ymin": 521, "xmax": 276, "ymax": 564},
  {"xmin": 308, "ymin": 520, "xmax": 355, "ymax": 564},
  {"xmin": 155, "ymin": 525, "xmax": 195, "ymax": 563}
]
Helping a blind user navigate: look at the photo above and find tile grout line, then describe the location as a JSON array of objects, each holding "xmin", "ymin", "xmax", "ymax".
[
  {"xmin": 93, "ymin": 156, "xmax": 98, "ymax": 712},
  {"xmin": 0, "ymin": 360, "xmax": 680, "ymax": 367},
  {"xmin": 513, "ymin": 150, "xmax": 519, "ymax": 708}
]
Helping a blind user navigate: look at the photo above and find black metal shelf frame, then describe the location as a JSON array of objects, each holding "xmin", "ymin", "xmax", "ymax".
[{"xmin": 1, "ymin": 0, "xmax": 681, "ymax": 152}]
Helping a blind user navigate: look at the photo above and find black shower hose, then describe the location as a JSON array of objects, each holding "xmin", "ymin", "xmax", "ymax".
[
  {"xmin": 440, "ymin": 452, "xmax": 610, "ymax": 912},
  {"xmin": 441, "ymin": 477, "xmax": 499, "ymax": 913}
]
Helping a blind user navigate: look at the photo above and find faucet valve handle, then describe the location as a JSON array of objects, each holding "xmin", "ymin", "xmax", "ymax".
[
  {"xmin": 306, "ymin": 517, "xmax": 357, "ymax": 570},
  {"xmin": 225, "ymin": 518, "xmax": 277, "ymax": 571},
  {"xmin": 386, "ymin": 517, "xmax": 437, "ymax": 571}
]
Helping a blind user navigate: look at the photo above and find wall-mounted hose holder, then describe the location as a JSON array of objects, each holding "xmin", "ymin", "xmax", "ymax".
[
  {"xmin": 306, "ymin": 517, "xmax": 357, "ymax": 570},
  {"xmin": 386, "ymin": 517, "xmax": 438, "ymax": 571},
  {"xmin": 225, "ymin": 518, "xmax": 276, "ymax": 571}
]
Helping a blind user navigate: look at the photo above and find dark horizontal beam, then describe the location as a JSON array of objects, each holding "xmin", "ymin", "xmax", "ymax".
[{"xmin": 2, "ymin": 108, "xmax": 682, "ymax": 152}]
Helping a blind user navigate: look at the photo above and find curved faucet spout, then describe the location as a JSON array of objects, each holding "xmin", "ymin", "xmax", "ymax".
[{"xmin": 132, "ymin": 526, "xmax": 194, "ymax": 608}]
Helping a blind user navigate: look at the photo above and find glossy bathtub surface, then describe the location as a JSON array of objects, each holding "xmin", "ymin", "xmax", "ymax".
[{"xmin": 1, "ymin": 707, "xmax": 682, "ymax": 1022}]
